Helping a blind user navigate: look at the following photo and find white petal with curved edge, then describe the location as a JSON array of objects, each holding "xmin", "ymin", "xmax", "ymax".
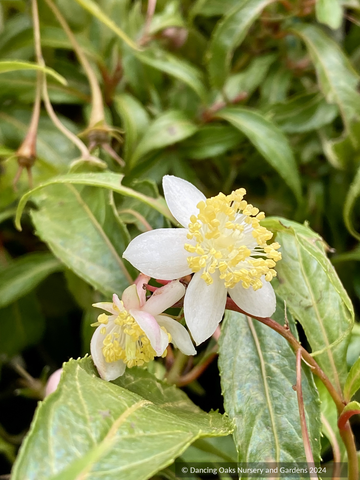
[
  {"xmin": 90, "ymin": 326, "xmax": 126, "ymax": 381},
  {"xmin": 121, "ymin": 284, "xmax": 140, "ymax": 311},
  {"xmin": 184, "ymin": 271, "xmax": 227, "ymax": 345},
  {"xmin": 135, "ymin": 273, "xmax": 151, "ymax": 307},
  {"xmin": 142, "ymin": 281, "xmax": 185, "ymax": 317},
  {"xmin": 229, "ymin": 277, "xmax": 276, "ymax": 318},
  {"xmin": 163, "ymin": 175, "xmax": 206, "ymax": 228},
  {"xmin": 156, "ymin": 315, "xmax": 196, "ymax": 355},
  {"xmin": 131, "ymin": 309, "xmax": 168, "ymax": 355},
  {"xmin": 92, "ymin": 302, "xmax": 116, "ymax": 314},
  {"xmin": 123, "ymin": 229, "xmax": 192, "ymax": 280}
]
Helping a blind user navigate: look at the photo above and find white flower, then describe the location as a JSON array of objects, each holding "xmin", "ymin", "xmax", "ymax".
[
  {"xmin": 123, "ymin": 176, "xmax": 281, "ymax": 345},
  {"xmin": 91, "ymin": 276, "xmax": 196, "ymax": 381}
]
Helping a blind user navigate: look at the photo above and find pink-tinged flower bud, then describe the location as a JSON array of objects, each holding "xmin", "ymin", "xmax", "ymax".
[{"xmin": 45, "ymin": 369, "xmax": 63, "ymax": 397}]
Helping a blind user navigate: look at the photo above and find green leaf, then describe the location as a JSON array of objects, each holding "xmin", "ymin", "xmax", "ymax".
[
  {"xmin": 28, "ymin": 185, "xmax": 133, "ymax": 297},
  {"xmin": 15, "ymin": 171, "xmax": 173, "ymax": 230},
  {"xmin": 12, "ymin": 358, "xmax": 232, "ymax": 480},
  {"xmin": 135, "ymin": 49, "xmax": 207, "ymax": 101},
  {"xmin": 224, "ymin": 54, "xmax": 276, "ymax": 101},
  {"xmin": 219, "ymin": 310, "xmax": 321, "ymax": 466},
  {"xmin": 269, "ymin": 93, "xmax": 338, "ymax": 134},
  {"xmin": 207, "ymin": 0, "xmax": 274, "ymax": 89},
  {"xmin": 316, "ymin": 0, "xmax": 343, "ymax": 30},
  {"xmin": 190, "ymin": 0, "xmax": 239, "ymax": 18},
  {"xmin": 216, "ymin": 107, "xmax": 302, "ymax": 202},
  {"xmin": 0, "ymin": 293, "xmax": 45, "ymax": 357},
  {"xmin": 149, "ymin": 1, "xmax": 185, "ymax": 35},
  {"xmin": 180, "ymin": 124, "xmax": 243, "ymax": 160},
  {"xmin": 344, "ymin": 165, "xmax": 360, "ymax": 240},
  {"xmin": 344, "ymin": 356, "xmax": 360, "ymax": 401},
  {"xmin": 72, "ymin": 0, "xmax": 138, "ymax": 50},
  {"xmin": 260, "ymin": 64, "xmax": 292, "ymax": 106},
  {"xmin": 113, "ymin": 93, "xmax": 150, "ymax": 161},
  {"xmin": 129, "ymin": 111, "xmax": 198, "ymax": 168},
  {"xmin": 262, "ymin": 217, "xmax": 354, "ymax": 392},
  {"xmin": 0, "ymin": 60, "xmax": 67, "ymax": 85},
  {"xmin": 0, "ymin": 253, "xmax": 63, "ymax": 309},
  {"xmin": 291, "ymin": 24, "xmax": 360, "ymax": 141}
]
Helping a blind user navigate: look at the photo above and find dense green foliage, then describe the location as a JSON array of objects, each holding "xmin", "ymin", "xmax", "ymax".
[{"xmin": 1, "ymin": 0, "xmax": 360, "ymax": 478}]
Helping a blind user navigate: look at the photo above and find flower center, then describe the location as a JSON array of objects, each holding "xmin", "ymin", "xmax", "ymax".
[
  {"xmin": 98, "ymin": 307, "xmax": 170, "ymax": 368},
  {"xmin": 184, "ymin": 188, "xmax": 281, "ymax": 290}
]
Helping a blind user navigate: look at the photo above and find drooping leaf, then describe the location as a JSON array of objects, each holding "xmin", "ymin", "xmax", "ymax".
[
  {"xmin": 113, "ymin": 93, "xmax": 150, "ymax": 161},
  {"xmin": 11, "ymin": 358, "xmax": 233, "ymax": 480},
  {"xmin": 27, "ymin": 185, "xmax": 133, "ymax": 297},
  {"xmin": 129, "ymin": 111, "xmax": 198, "ymax": 168},
  {"xmin": 0, "ymin": 253, "xmax": 62, "ymax": 309},
  {"xmin": 219, "ymin": 310, "xmax": 321, "ymax": 468},
  {"xmin": 15, "ymin": 171, "xmax": 173, "ymax": 230},
  {"xmin": 72, "ymin": 0, "xmax": 138, "ymax": 50},
  {"xmin": 0, "ymin": 293, "xmax": 46, "ymax": 357},
  {"xmin": 216, "ymin": 107, "xmax": 302, "ymax": 202},
  {"xmin": 207, "ymin": 0, "xmax": 274, "ymax": 89},
  {"xmin": 190, "ymin": 0, "xmax": 240, "ymax": 18},
  {"xmin": 0, "ymin": 60, "xmax": 67, "ymax": 85},
  {"xmin": 135, "ymin": 49, "xmax": 207, "ymax": 101},
  {"xmin": 315, "ymin": 0, "xmax": 343, "ymax": 30},
  {"xmin": 291, "ymin": 24, "xmax": 360, "ymax": 142},
  {"xmin": 344, "ymin": 165, "xmax": 360, "ymax": 241},
  {"xmin": 344, "ymin": 356, "xmax": 360, "ymax": 401},
  {"xmin": 263, "ymin": 217, "xmax": 354, "ymax": 392},
  {"xmin": 269, "ymin": 93, "xmax": 338, "ymax": 134}
]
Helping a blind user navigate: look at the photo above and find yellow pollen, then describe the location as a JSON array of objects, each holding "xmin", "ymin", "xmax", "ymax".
[
  {"xmin": 93, "ymin": 307, "xmax": 170, "ymax": 368},
  {"xmin": 185, "ymin": 188, "xmax": 281, "ymax": 290}
]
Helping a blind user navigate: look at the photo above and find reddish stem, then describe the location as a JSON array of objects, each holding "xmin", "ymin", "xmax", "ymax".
[{"xmin": 338, "ymin": 410, "xmax": 360, "ymax": 431}]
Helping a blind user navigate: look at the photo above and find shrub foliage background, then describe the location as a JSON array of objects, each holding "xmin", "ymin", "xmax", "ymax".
[{"xmin": 1, "ymin": 0, "xmax": 360, "ymax": 478}]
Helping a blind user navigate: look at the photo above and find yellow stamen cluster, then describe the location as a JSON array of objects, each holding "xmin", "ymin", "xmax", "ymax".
[
  {"xmin": 98, "ymin": 304, "xmax": 171, "ymax": 367},
  {"xmin": 185, "ymin": 188, "xmax": 281, "ymax": 290}
]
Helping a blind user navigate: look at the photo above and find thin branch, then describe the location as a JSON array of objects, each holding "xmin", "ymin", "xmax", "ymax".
[
  {"xmin": 44, "ymin": 0, "xmax": 105, "ymax": 128},
  {"xmin": 321, "ymin": 413, "xmax": 341, "ymax": 480},
  {"xmin": 32, "ymin": 0, "xmax": 91, "ymax": 159},
  {"xmin": 296, "ymin": 350, "xmax": 315, "ymax": 465},
  {"xmin": 139, "ymin": 0, "xmax": 157, "ymax": 45},
  {"xmin": 175, "ymin": 347, "xmax": 218, "ymax": 387}
]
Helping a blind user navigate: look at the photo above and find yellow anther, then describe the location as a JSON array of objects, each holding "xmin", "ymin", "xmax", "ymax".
[
  {"xmin": 98, "ymin": 313, "xmax": 109, "ymax": 324},
  {"xmin": 185, "ymin": 187, "xmax": 281, "ymax": 290}
]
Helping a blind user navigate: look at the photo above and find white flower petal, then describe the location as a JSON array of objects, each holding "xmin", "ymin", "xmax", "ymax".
[
  {"xmin": 156, "ymin": 315, "xmax": 196, "ymax": 356},
  {"xmin": 142, "ymin": 280, "xmax": 185, "ymax": 317},
  {"xmin": 92, "ymin": 302, "xmax": 116, "ymax": 314},
  {"xmin": 184, "ymin": 271, "xmax": 227, "ymax": 345},
  {"xmin": 163, "ymin": 175, "xmax": 206, "ymax": 228},
  {"xmin": 131, "ymin": 309, "xmax": 168, "ymax": 355},
  {"xmin": 135, "ymin": 273, "xmax": 151, "ymax": 307},
  {"xmin": 90, "ymin": 325, "xmax": 126, "ymax": 381},
  {"xmin": 229, "ymin": 277, "xmax": 276, "ymax": 318},
  {"xmin": 121, "ymin": 284, "xmax": 140, "ymax": 311},
  {"xmin": 123, "ymin": 229, "xmax": 192, "ymax": 280}
]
